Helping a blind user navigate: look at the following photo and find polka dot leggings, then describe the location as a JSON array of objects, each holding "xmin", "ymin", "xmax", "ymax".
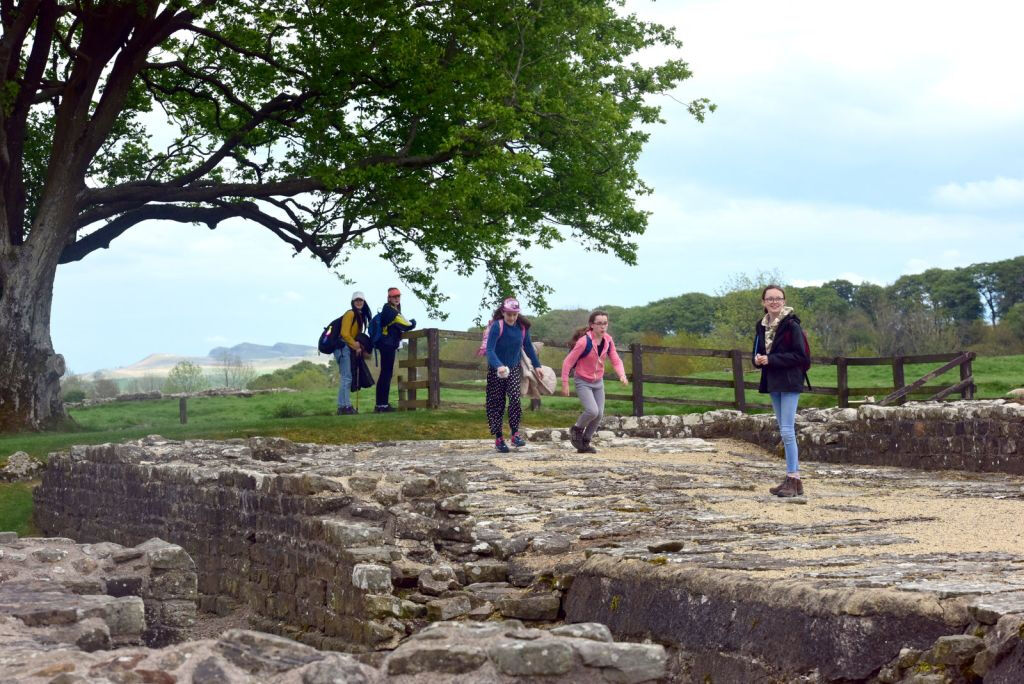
[{"xmin": 485, "ymin": 365, "xmax": 523, "ymax": 437}]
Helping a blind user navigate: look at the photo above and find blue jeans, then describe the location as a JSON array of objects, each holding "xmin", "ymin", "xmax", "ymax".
[
  {"xmin": 334, "ymin": 346, "xmax": 352, "ymax": 408},
  {"xmin": 770, "ymin": 391, "xmax": 800, "ymax": 474}
]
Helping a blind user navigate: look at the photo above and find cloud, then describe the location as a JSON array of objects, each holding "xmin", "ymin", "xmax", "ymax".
[{"xmin": 932, "ymin": 177, "xmax": 1024, "ymax": 209}]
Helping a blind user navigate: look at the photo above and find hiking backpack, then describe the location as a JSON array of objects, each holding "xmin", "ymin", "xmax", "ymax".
[
  {"xmin": 318, "ymin": 316, "xmax": 343, "ymax": 354},
  {"xmin": 475, "ymin": 320, "xmax": 525, "ymax": 357},
  {"xmin": 567, "ymin": 335, "xmax": 596, "ymax": 377},
  {"xmin": 367, "ymin": 312, "xmax": 384, "ymax": 349}
]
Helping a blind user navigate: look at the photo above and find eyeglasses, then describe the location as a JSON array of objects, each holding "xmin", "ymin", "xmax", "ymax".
[{"xmin": 763, "ymin": 297, "xmax": 785, "ymax": 303}]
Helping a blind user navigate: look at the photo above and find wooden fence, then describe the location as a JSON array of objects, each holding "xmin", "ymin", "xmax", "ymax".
[{"xmin": 396, "ymin": 329, "xmax": 976, "ymax": 415}]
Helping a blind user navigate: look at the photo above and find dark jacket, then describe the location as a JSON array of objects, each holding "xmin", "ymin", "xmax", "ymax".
[
  {"xmin": 377, "ymin": 303, "xmax": 415, "ymax": 350},
  {"xmin": 752, "ymin": 312, "xmax": 809, "ymax": 393}
]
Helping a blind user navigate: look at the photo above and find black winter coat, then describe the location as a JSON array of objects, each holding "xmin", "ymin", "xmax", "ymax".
[{"xmin": 752, "ymin": 312, "xmax": 809, "ymax": 393}]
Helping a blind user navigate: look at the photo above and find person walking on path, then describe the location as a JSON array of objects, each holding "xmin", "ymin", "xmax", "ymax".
[
  {"xmin": 561, "ymin": 310, "xmax": 629, "ymax": 454},
  {"xmin": 374, "ymin": 287, "xmax": 415, "ymax": 412},
  {"xmin": 485, "ymin": 297, "xmax": 545, "ymax": 453},
  {"xmin": 752, "ymin": 285, "xmax": 810, "ymax": 497},
  {"xmin": 334, "ymin": 292, "xmax": 371, "ymax": 415}
]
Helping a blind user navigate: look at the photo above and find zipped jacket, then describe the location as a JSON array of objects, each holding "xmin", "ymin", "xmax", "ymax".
[
  {"xmin": 752, "ymin": 312, "xmax": 809, "ymax": 393},
  {"xmin": 378, "ymin": 304, "xmax": 415, "ymax": 350},
  {"xmin": 561, "ymin": 332, "xmax": 627, "ymax": 386}
]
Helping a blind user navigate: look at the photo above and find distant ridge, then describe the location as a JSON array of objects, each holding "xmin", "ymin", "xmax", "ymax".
[
  {"xmin": 97, "ymin": 342, "xmax": 323, "ymax": 379},
  {"xmin": 208, "ymin": 342, "xmax": 317, "ymax": 360}
]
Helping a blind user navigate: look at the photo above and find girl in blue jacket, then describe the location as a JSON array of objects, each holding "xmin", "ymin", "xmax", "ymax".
[{"xmin": 485, "ymin": 297, "xmax": 544, "ymax": 453}]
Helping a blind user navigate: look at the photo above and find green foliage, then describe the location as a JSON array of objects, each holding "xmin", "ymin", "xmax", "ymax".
[
  {"xmin": 164, "ymin": 361, "xmax": 209, "ymax": 393},
  {"xmin": 248, "ymin": 361, "xmax": 336, "ymax": 390},
  {"xmin": 62, "ymin": 389, "xmax": 86, "ymax": 403},
  {"xmin": 18, "ymin": 1, "xmax": 707, "ymax": 316}
]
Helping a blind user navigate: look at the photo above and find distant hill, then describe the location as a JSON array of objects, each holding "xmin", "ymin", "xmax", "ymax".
[
  {"xmin": 98, "ymin": 342, "xmax": 324, "ymax": 379},
  {"xmin": 208, "ymin": 342, "xmax": 317, "ymax": 360}
]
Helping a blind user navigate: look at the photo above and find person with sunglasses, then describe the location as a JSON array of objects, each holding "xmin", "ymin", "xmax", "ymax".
[
  {"xmin": 374, "ymin": 287, "xmax": 416, "ymax": 412},
  {"xmin": 753, "ymin": 284, "xmax": 809, "ymax": 498}
]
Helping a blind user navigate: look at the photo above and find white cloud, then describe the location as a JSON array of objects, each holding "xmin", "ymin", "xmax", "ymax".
[{"xmin": 933, "ymin": 177, "xmax": 1024, "ymax": 209}]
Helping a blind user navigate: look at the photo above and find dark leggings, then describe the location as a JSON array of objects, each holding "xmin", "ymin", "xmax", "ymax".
[
  {"xmin": 485, "ymin": 365, "xmax": 523, "ymax": 437},
  {"xmin": 376, "ymin": 346, "xmax": 396, "ymax": 406}
]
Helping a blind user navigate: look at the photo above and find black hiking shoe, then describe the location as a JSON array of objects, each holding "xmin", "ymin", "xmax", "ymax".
[
  {"xmin": 511, "ymin": 432, "xmax": 526, "ymax": 448},
  {"xmin": 495, "ymin": 437, "xmax": 510, "ymax": 454},
  {"xmin": 569, "ymin": 425, "xmax": 585, "ymax": 450}
]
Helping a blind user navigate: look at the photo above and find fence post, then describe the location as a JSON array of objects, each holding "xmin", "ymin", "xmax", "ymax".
[
  {"xmin": 960, "ymin": 351, "xmax": 975, "ymax": 400},
  {"xmin": 730, "ymin": 349, "xmax": 747, "ymax": 412},
  {"xmin": 179, "ymin": 397, "xmax": 187, "ymax": 424},
  {"xmin": 406, "ymin": 335, "xmax": 418, "ymax": 411},
  {"xmin": 837, "ymin": 357, "xmax": 849, "ymax": 408},
  {"xmin": 631, "ymin": 344, "xmax": 644, "ymax": 417},
  {"xmin": 892, "ymin": 356, "xmax": 906, "ymax": 405},
  {"xmin": 427, "ymin": 329, "xmax": 441, "ymax": 409}
]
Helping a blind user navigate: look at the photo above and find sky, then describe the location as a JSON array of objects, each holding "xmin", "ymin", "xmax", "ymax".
[{"xmin": 53, "ymin": 0, "xmax": 1024, "ymax": 373}]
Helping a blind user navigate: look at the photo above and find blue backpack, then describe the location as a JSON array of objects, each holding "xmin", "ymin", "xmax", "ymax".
[
  {"xmin": 568, "ymin": 336, "xmax": 595, "ymax": 377},
  {"xmin": 367, "ymin": 312, "xmax": 384, "ymax": 349}
]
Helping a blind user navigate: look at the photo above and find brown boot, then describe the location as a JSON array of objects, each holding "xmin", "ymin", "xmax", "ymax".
[
  {"xmin": 768, "ymin": 477, "xmax": 788, "ymax": 495},
  {"xmin": 775, "ymin": 476, "xmax": 803, "ymax": 498}
]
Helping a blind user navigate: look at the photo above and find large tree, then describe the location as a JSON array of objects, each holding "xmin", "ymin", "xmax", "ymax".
[{"xmin": 0, "ymin": 0, "xmax": 708, "ymax": 430}]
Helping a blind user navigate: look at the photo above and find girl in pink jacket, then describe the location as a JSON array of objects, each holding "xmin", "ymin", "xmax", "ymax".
[{"xmin": 561, "ymin": 310, "xmax": 629, "ymax": 453}]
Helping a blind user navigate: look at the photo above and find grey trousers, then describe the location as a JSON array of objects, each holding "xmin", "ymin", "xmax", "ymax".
[{"xmin": 574, "ymin": 377, "xmax": 605, "ymax": 441}]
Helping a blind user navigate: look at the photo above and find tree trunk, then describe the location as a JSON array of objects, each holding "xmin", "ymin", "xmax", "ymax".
[{"xmin": 0, "ymin": 245, "xmax": 66, "ymax": 432}]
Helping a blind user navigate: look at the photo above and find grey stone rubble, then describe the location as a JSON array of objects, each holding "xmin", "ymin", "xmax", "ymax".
[
  {"xmin": 24, "ymin": 403, "xmax": 1024, "ymax": 681},
  {"xmin": 64, "ymin": 386, "xmax": 298, "ymax": 408},
  {"xmin": 0, "ymin": 450, "xmax": 44, "ymax": 482}
]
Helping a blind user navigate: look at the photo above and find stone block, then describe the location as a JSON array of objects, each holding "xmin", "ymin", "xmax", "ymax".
[
  {"xmin": 437, "ymin": 469, "xmax": 468, "ymax": 494},
  {"xmin": 418, "ymin": 566, "xmax": 460, "ymax": 596},
  {"xmin": 364, "ymin": 594, "xmax": 402, "ymax": 619},
  {"xmin": 498, "ymin": 594, "xmax": 561, "ymax": 621},
  {"xmin": 550, "ymin": 622, "xmax": 613, "ymax": 642},
  {"xmin": 103, "ymin": 596, "xmax": 146, "ymax": 637},
  {"xmin": 572, "ymin": 639, "xmax": 668, "ymax": 683},
  {"xmin": 351, "ymin": 564, "xmax": 392, "ymax": 594},
  {"xmin": 426, "ymin": 595, "xmax": 472, "ymax": 621},
  {"xmin": 324, "ymin": 521, "xmax": 385, "ymax": 547},
  {"xmin": 489, "ymin": 639, "xmax": 574, "ymax": 676},
  {"xmin": 386, "ymin": 643, "xmax": 488, "ymax": 675},
  {"xmin": 464, "ymin": 559, "xmax": 509, "ymax": 584}
]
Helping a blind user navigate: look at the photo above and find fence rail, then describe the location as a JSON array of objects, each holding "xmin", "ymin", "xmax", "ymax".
[{"xmin": 395, "ymin": 329, "xmax": 976, "ymax": 415}]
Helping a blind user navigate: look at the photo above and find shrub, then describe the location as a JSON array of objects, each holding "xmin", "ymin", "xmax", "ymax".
[
  {"xmin": 165, "ymin": 361, "xmax": 209, "ymax": 393},
  {"xmin": 62, "ymin": 389, "xmax": 86, "ymax": 403},
  {"xmin": 270, "ymin": 402, "xmax": 305, "ymax": 419}
]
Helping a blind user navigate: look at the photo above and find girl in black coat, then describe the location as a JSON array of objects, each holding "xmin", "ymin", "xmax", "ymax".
[{"xmin": 752, "ymin": 285, "xmax": 810, "ymax": 497}]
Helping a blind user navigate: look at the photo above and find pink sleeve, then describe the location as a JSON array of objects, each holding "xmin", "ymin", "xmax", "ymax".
[
  {"xmin": 608, "ymin": 338, "xmax": 627, "ymax": 380},
  {"xmin": 561, "ymin": 336, "xmax": 587, "ymax": 386}
]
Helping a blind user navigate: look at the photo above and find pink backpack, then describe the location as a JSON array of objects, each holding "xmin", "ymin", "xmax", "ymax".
[{"xmin": 476, "ymin": 320, "xmax": 525, "ymax": 356}]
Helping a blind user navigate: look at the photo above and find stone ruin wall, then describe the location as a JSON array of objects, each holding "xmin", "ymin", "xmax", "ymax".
[
  {"xmin": 33, "ymin": 439, "xmax": 453, "ymax": 653},
  {"xmin": 528, "ymin": 399, "xmax": 1024, "ymax": 475},
  {"xmin": 24, "ymin": 401, "xmax": 1024, "ymax": 682}
]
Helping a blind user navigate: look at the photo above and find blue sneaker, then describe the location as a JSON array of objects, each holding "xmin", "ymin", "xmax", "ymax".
[
  {"xmin": 511, "ymin": 432, "xmax": 526, "ymax": 448},
  {"xmin": 495, "ymin": 437, "xmax": 510, "ymax": 453}
]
